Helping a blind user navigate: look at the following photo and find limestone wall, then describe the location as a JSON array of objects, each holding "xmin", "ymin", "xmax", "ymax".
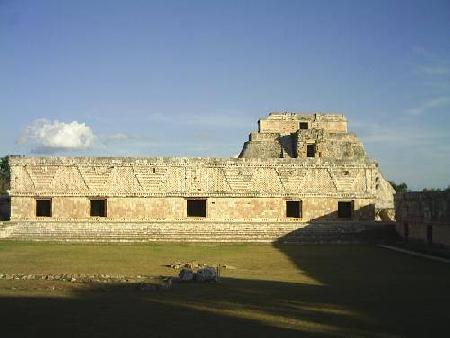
[
  {"xmin": 8, "ymin": 155, "xmax": 378, "ymax": 221},
  {"xmin": 10, "ymin": 195, "xmax": 375, "ymax": 221},
  {"xmin": 395, "ymin": 191, "xmax": 450, "ymax": 247},
  {"xmin": 295, "ymin": 129, "xmax": 366, "ymax": 160},
  {"xmin": 241, "ymin": 113, "xmax": 365, "ymax": 161},
  {"xmin": 258, "ymin": 113, "xmax": 348, "ymax": 134}
]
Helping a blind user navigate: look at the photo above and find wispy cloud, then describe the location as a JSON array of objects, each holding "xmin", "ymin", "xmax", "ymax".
[
  {"xmin": 356, "ymin": 119, "xmax": 449, "ymax": 145},
  {"xmin": 412, "ymin": 47, "xmax": 450, "ymax": 79},
  {"xmin": 417, "ymin": 64, "xmax": 450, "ymax": 76},
  {"xmin": 93, "ymin": 132, "xmax": 238, "ymax": 157},
  {"xmin": 405, "ymin": 47, "xmax": 450, "ymax": 117},
  {"xmin": 144, "ymin": 111, "xmax": 253, "ymax": 129},
  {"xmin": 405, "ymin": 96, "xmax": 450, "ymax": 115},
  {"xmin": 100, "ymin": 133, "xmax": 129, "ymax": 142},
  {"xmin": 355, "ymin": 116, "xmax": 450, "ymax": 190},
  {"xmin": 412, "ymin": 46, "xmax": 450, "ymax": 79}
]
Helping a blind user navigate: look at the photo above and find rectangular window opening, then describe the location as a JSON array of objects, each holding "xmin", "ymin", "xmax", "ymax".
[
  {"xmin": 90, "ymin": 199, "xmax": 107, "ymax": 217},
  {"xmin": 187, "ymin": 199, "xmax": 207, "ymax": 217},
  {"xmin": 427, "ymin": 225, "xmax": 432, "ymax": 245},
  {"xmin": 307, "ymin": 144, "xmax": 316, "ymax": 157},
  {"xmin": 36, "ymin": 199, "xmax": 52, "ymax": 217},
  {"xmin": 299, "ymin": 122, "xmax": 308, "ymax": 130},
  {"xmin": 286, "ymin": 200, "xmax": 302, "ymax": 218},
  {"xmin": 338, "ymin": 201, "xmax": 353, "ymax": 219}
]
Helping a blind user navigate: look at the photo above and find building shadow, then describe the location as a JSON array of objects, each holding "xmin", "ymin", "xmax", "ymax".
[
  {"xmin": 269, "ymin": 207, "xmax": 447, "ymax": 337},
  {"xmin": 2, "ymin": 244, "xmax": 450, "ymax": 337},
  {"xmin": 0, "ymin": 273, "xmax": 419, "ymax": 338},
  {"xmin": 276, "ymin": 204, "xmax": 398, "ymax": 244}
]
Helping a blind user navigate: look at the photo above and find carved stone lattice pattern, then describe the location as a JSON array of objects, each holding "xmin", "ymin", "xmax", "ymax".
[{"xmin": 10, "ymin": 158, "xmax": 379, "ymax": 199}]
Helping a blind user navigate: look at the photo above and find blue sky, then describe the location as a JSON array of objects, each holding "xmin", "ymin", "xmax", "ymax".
[{"xmin": 1, "ymin": 0, "xmax": 449, "ymax": 190}]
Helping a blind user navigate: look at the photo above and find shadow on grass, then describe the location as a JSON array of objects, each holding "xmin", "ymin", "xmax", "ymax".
[
  {"xmin": 0, "ymin": 213, "xmax": 446, "ymax": 338},
  {"xmin": 0, "ymin": 277, "xmax": 378, "ymax": 338},
  {"xmin": 272, "ymin": 244, "xmax": 450, "ymax": 338},
  {"xmin": 2, "ymin": 244, "xmax": 450, "ymax": 338}
]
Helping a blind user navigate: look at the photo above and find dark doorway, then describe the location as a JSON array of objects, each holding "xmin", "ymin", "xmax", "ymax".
[
  {"xmin": 299, "ymin": 122, "xmax": 308, "ymax": 130},
  {"xmin": 426, "ymin": 225, "xmax": 433, "ymax": 245},
  {"xmin": 36, "ymin": 199, "xmax": 52, "ymax": 217},
  {"xmin": 90, "ymin": 199, "xmax": 107, "ymax": 217},
  {"xmin": 338, "ymin": 201, "xmax": 353, "ymax": 219},
  {"xmin": 404, "ymin": 223, "xmax": 409, "ymax": 241},
  {"xmin": 307, "ymin": 144, "xmax": 316, "ymax": 157},
  {"xmin": 286, "ymin": 200, "xmax": 302, "ymax": 218},
  {"xmin": 187, "ymin": 199, "xmax": 207, "ymax": 217}
]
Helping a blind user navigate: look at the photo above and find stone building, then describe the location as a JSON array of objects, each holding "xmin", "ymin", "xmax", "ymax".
[
  {"xmin": 395, "ymin": 191, "xmax": 450, "ymax": 248},
  {"xmin": 1, "ymin": 113, "xmax": 395, "ymax": 242}
]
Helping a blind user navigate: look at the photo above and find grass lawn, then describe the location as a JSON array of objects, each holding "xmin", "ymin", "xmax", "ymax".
[{"xmin": 0, "ymin": 242, "xmax": 449, "ymax": 337}]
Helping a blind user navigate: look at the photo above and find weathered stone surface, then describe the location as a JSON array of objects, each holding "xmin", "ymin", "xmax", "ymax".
[
  {"xmin": 196, "ymin": 267, "xmax": 218, "ymax": 282},
  {"xmin": 395, "ymin": 191, "xmax": 450, "ymax": 247},
  {"xmin": 178, "ymin": 268, "xmax": 194, "ymax": 282},
  {"xmin": 0, "ymin": 220, "xmax": 394, "ymax": 243}
]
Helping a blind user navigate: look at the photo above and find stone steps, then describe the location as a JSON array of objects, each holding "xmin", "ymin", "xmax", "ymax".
[{"xmin": 0, "ymin": 220, "xmax": 393, "ymax": 243}]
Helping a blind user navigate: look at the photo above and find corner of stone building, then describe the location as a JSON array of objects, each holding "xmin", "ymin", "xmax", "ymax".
[{"xmin": 374, "ymin": 170, "xmax": 396, "ymax": 221}]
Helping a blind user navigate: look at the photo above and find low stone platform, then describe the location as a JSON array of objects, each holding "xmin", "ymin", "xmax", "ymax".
[{"xmin": 0, "ymin": 220, "xmax": 396, "ymax": 243}]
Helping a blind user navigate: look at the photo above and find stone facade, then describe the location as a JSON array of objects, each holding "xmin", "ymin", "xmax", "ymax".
[
  {"xmin": 9, "ymin": 155, "xmax": 383, "ymax": 221},
  {"xmin": 395, "ymin": 191, "xmax": 450, "ymax": 247},
  {"xmin": 240, "ymin": 113, "xmax": 363, "ymax": 160},
  {"xmin": 2, "ymin": 112, "xmax": 395, "ymax": 242}
]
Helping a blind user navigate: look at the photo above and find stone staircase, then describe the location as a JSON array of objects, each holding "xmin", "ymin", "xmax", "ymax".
[{"xmin": 0, "ymin": 220, "xmax": 395, "ymax": 243}]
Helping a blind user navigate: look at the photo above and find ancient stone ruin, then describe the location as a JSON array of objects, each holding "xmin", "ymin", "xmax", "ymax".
[
  {"xmin": 395, "ymin": 191, "xmax": 450, "ymax": 248},
  {"xmin": 0, "ymin": 112, "xmax": 395, "ymax": 242}
]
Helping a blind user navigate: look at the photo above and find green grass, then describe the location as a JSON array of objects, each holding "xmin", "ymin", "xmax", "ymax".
[{"xmin": 0, "ymin": 241, "xmax": 449, "ymax": 337}]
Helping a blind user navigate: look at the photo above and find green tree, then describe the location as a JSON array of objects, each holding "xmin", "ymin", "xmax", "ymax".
[
  {"xmin": 0, "ymin": 156, "xmax": 9, "ymax": 194},
  {"xmin": 422, "ymin": 187, "xmax": 442, "ymax": 192},
  {"xmin": 0, "ymin": 156, "xmax": 9, "ymax": 177},
  {"xmin": 389, "ymin": 181, "xmax": 408, "ymax": 193}
]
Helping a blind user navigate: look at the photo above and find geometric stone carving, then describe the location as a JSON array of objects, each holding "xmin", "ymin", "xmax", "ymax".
[
  {"xmin": 10, "ymin": 159, "xmax": 382, "ymax": 198},
  {"xmin": 50, "ymin": 166, "xmax": 88, "ymax": 193},
  {"xmin": 107, "ymin": 166, "xmax": 142, "ymax": 194}
]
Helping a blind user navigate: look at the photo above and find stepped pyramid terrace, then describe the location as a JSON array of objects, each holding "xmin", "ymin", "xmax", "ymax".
[{"xmin": 1, "ymin": 112, "xmax": 395, "ymax": 242}]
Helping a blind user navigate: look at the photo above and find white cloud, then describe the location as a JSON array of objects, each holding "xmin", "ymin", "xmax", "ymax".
[{"xmin": 18, "ymin": 119, "xmax": 96, "ymax": 153}]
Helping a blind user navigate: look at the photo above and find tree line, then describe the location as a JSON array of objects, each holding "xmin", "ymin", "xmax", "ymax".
[{"xmin": 389, "ymin": 181, "xmax": 450, "ymax": 193}]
